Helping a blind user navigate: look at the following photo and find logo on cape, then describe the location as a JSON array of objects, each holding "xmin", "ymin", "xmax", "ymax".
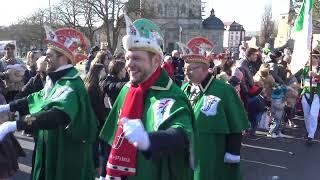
[
  {"xmin": 50, "ymin": 86, "xmax": 73, "ymax": 101},
  {"xmin": 152, "ymin": 98, "xmax": 175, "ymax": 130},
  {"xmin": 201, "ymin": 95, "xmax": 221, "ymax": 116}
]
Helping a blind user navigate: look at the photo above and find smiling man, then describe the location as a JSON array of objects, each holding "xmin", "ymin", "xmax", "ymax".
[
  {"xmin": 99, "ymin": 16, "xmax": 193, "ymax": 180},
  {"xmin": 0, "ymin": 28, "xmax": 98, "ymax": 180},
  {"xmin": 0, "ymin": 43, "xmax": 27, "ymax": 101},
  {"xmin": 181, "ymin": 37, "xmax": 250, "ymax": 180}
]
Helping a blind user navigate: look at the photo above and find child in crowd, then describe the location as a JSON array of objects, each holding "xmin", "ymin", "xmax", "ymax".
[{"xmin": 268, "ymin": 85, "xmax": 288, "ymax": 138}]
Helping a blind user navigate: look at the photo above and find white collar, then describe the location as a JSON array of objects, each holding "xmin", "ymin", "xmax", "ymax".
[{"xmin": 54, "ymin": 64, "xmax": 73, "ymax": 72}]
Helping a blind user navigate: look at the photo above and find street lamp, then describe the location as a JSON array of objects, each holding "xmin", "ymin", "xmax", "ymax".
[{"xmin": 49, "ymin": 0, "xmax": 52, "ymax": 24}]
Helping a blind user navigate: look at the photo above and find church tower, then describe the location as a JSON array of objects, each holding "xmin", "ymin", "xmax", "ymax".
[{"xmin": 140, "ymin": 0, "xmax": 203, "ymax": 52}]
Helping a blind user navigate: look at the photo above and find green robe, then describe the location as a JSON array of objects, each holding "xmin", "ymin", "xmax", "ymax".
[
  {"xmin": 99, "ymin": 69, "xmax": 194, "ymax": 180},
  {"xmin": 182, "ymin": 75, "xmax": 250, "ymax": 180},
  {"xmin": 27, "ymin": 67, "xmax": 98, "ymax": 180},
  {"xmin": 300, "ymin": 67, "xmax": 320, "ymax": 96}
]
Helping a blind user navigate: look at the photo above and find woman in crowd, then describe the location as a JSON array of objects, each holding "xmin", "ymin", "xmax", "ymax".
[
  {"xmin": 25, "ymin": 50, "xmax": 41, "ymax": 81},
  {"xmin": 15, "ymin": 56, "xmax": 47, "ymax": 100},
  {"xmin": 95, "ymin": 60, "xmax": 127, "ymax": 180},
  {"xmin": 91, "ymin": 51, "xmax": 111, "ymax": 80},
  {"xmin": 84, "ymin": 59, "xmax": 109, "ymax": 180},
  {"xmin": 101, "ymin": 60, "xmax": 128, "ymax": 107}
]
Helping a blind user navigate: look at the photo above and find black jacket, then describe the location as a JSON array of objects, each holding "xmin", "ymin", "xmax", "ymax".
[
  {"xmin": 100, "ymin": 75, "xmax": 127, "ymax": 106},
  {"xmin": 15, "ymin": 73, "xmax": 46, "ymax": 100}
]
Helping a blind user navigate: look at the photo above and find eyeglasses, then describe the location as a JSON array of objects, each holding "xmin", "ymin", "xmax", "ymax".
[
  {"xmin": 185, "ymin": 66, "xmax": 202, "ymax": 71},
  {"xmin": 5, "ymin": 48, "xmax": 14, "ymax": 51}
]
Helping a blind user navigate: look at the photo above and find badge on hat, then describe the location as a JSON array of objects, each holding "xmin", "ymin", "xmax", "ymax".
[
  {"xmin": 122, "ymin": 15, "xmax": 164, "ymax": 57},
  {"xmin": 44, "ymin": 25, "xmax": 88, "ymax": 64},
  {"xmin": 177, "ymin": 37, "xmax": 214, "ymax": 65}
]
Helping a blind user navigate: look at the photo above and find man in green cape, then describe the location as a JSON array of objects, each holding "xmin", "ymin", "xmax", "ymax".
[
  {"xmin": 179, "ymin": 37, "xmax": 250, "ymax": 180},
  {"xmin": 99, "ymin": 16, "xmax": 193, "ymax": 180},
  {"xmin": 0, "ymin": 27, "xmax": 98, "ymax": 180}
]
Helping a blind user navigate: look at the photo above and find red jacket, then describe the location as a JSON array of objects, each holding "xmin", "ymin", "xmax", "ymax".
[{"xmin": 162, "ymin": 62, "xmax": 174, "ymax": 79}]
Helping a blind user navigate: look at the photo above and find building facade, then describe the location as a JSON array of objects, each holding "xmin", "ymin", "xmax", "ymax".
[
  {"xmin": 141, "ymin": 0, "xmax": 225, "ymax": 53},
  {"xmin": 95, "ymin": 0, "xmax": 225, "ymax": 54},
  {"xmin": 223, "ymin": 21, "xmax": 245, "ymax": 52}
]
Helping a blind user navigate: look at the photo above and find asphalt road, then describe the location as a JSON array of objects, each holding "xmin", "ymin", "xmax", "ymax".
[{"xmin": 11, "ymin": 116, "xmax": 320, "ymax": 180}]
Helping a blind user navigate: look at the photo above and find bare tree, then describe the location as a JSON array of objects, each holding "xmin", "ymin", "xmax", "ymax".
[
  {"xmin": 260, "ymin": 5, "xmax": 275, "ymax": 46},
  {"xmin": 54, "ymin": 0, "xmax": 83, "ymax": 29},
  {"xmin": 87, "ymin": 0, "xmax": 154, "ymax": 53},
  {"xmin": 80, "ymin": 0, "xmax": 100, "ymax": 45}
]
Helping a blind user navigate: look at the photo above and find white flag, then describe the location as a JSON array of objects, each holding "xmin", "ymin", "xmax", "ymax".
[{"xmin": 291, "ymin": 0, "xmax": 314, "ymax": 74}]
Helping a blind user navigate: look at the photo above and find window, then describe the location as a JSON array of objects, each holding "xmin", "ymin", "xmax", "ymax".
[
  {"xmin": 236, "ymin": 31, "xmax": 239, "ymax": 35},
  {"xmin": 158, "ymin": 4, "xmax": 163, "ymax": 15},
  {"xmin": 181, "ymin": 4, "xmax": 186, "ymax": 14}
]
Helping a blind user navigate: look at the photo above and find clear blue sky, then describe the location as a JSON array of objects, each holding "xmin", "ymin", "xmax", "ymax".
[{"xmin": 0, "ymin": 0, "xmax": 290, "ymax": 31}]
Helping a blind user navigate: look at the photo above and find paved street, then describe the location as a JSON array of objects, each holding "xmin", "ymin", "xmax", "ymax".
[{"xmin": 12, "ymin": 116, "xmax": 320, "ymax": 180}]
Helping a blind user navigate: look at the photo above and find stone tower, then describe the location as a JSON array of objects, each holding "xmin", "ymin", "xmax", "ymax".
[{"xmin": 140, "ymin": 0, "xmax": 204, "ymax": 52}]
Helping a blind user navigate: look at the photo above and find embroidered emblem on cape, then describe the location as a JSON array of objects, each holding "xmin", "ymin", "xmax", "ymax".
[
  {"xmin": 50, "ymin": 86, "xmax": 74, "ymax": 101},
  {"xmin": 201, "ymin": 95, "xmax": 221, "ymax": 116},
  {"xmin": 152, "ymin": 98, "xmax": 175, "ymax": 130}
]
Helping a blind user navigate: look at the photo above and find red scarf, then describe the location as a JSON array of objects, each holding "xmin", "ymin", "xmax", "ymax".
[{"xmin": 106, "ymin": 67, "xmax": 161, "ymax": 178}]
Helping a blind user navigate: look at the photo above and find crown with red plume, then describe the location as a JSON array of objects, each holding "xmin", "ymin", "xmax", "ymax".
[
  {"xmin": 44, "ymin": 25, "xmax": 88, "ymax": 64},
  {"xmin": 176, "ymin": 37, "xmax": 214, "ymax": 65}
]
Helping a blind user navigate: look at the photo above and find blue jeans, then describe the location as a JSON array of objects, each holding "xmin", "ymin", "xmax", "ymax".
[
  {"xmin": 269, "ymin": 99, "xmax": 285, "ymax": 134},
  {"xmin": 250, "ymin": 112, "xmax": 263, "ymax": 135}
]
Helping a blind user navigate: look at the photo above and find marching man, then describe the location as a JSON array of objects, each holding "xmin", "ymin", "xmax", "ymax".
[
  {"xmin": 99, "ymin": 16, "xmax": 194, "ymax": 180},
  {"xmin": 0, "ymin": 27, "xmax": 98, "ymax": 180},
  {"xmin": 300, "ymin": 50, "xmax": 320, "ymax": 145},
  {"xmin": 180, "ymin": 37, "xmax": 250, "ymax": 180}
]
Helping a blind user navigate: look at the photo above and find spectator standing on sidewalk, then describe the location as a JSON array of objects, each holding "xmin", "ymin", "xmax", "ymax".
[
  {"xmin": 85, "ymin": 46, "xmax": 100, "ymax": 74},
  {"xmin": 237, "ymin": 48, "xmax": 258, "ymax": 108},
  {"xmin": 162, "ymin": 55, "xmax": 175, "ymax": 79},
  {"xmin": 172, "ymin": 50, "xmax": 185, "ymax": 86},
  {"xmin": 268, "ymin": 85, "xmax": 287, "ymax": 138},
  {"xmin": 0, "ymin": 43, "xmax": 27, "ymax": 101},
  {"xmin": 84, "ymin": 61, "xmax": 109, "ymax": 178},
  {"xmin": 98, "ymin": 60, "xmax": 127, "ymax": 180},
  {"xmin": 284, "ymin": 73, "xmax": 299, "ymax": 128},
  {"xmin": 254, "ymin": 63, "xmax": 276, "ymax": 105}
]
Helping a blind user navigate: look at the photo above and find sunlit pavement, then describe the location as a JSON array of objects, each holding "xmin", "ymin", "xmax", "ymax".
[
  {"xmin": 241, "ymin": 116, "xmax": 320, "ymax": 180},
  {"xmin": 12, "ymin": 116, "xmax": 320, "ymax": 180}
]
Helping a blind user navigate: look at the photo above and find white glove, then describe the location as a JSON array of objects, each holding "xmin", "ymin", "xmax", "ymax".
[
  {"xmin": 121, "ymin": 118, "xmax": 150, "ymax": 151},
  {"xmin": 0, "ymin": 121, "xmax": 17, "ymax": 141},
  {"xmin": 224, "ymin": 152, "xmax": 240, "ymax": 164},
  {"xmin": 0, "ymin": 104, "xmax": 10, "ymax": 114}
]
